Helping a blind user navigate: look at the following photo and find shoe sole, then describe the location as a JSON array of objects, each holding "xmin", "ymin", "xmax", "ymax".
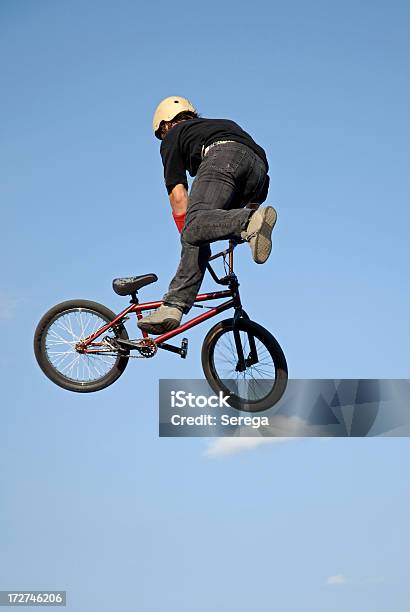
[
  {"xmin": 251, "ymin": 206, "xmax": 277, "ymax": 264},
  {"xmin": 137, "ymin": 318, "xmax": 180, "ymax": 336}
]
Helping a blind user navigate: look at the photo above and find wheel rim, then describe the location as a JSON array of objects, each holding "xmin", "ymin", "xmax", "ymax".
[
  {"xmin": 43, "ymin": 308, "xmax": 122, "ymax": 384},
  {"xmin": 211, "ymin": 328, "xmax": 276, "ymax": 403}
]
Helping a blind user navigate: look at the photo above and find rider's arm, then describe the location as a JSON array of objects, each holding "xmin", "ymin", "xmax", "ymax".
[
  {"xmin": 169, "ymin": 183, "xmax": 188, "ymax": 233},
  {"xmin": 160, "ymin": 131, "xmax": 188, "ymax": 232},
  {"xmin": 169, "ymin": 183, "xmax": 188, "ymax": 214}
]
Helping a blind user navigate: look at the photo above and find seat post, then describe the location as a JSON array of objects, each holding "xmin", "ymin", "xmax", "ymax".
[{"xmin": 130, "ymin": 292, "xmax": 139, "ymax": 304}]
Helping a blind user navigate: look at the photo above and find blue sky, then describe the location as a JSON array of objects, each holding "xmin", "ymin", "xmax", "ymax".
[{"xmin": 1, "ymin": 0, "xmax": 409, "ymax": 610}]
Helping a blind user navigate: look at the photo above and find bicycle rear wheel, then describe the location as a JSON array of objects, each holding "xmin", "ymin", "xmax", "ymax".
[
  {"xmin": 34, "ymin": 299, "xmax": 129, "ymax": 393},
  {"xmin": 202, "ymin": 318, "xmax": 288, "ymax": 412}
]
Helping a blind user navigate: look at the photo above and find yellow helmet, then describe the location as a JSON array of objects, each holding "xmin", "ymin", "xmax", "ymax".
[{"xmin": 152, "ymin": 96, "xmax": 196, "ymax": 138}]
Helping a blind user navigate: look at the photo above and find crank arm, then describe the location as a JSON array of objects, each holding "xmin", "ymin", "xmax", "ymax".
[{"xmin": 115, "ymin": 338, "xmax": 146, "ymax": 351}]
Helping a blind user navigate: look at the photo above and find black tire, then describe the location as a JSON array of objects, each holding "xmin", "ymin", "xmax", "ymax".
[
  {"xmin": 34, "ymin": 299, "xmax": 129, "ymax": 393},
  {"xmin": 202, "ymin": 318, "xmax": 288, "ymax": 412}
]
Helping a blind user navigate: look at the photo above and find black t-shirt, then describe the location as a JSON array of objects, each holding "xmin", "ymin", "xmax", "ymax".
[{"xmin": 160, "ymin": 118, "xmax": 269, "ymax": 194}]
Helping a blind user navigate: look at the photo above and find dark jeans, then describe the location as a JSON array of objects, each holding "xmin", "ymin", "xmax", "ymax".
[{"xmin": 163, "ymin": 142, "xmax": 269, "ymax": 312}]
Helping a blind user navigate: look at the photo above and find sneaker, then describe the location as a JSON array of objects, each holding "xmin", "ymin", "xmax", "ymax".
[
  {"xmin": 241, "ymin": 206, "xmax": 277, "ymax": 264},
  {"xmin": 137, "ymin": 304, "xmax": 183, "ymax": 335}
]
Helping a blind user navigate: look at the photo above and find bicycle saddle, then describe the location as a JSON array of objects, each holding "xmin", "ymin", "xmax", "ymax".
[{"xmin": 112, "ymin": 274, "xmax": 158, "ymax": 296}]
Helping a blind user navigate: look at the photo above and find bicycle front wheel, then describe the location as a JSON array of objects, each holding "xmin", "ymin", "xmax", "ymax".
[
  {"xmin": 202, "ymin": 318, "xmax": 288, "ymax": 412},
  {"xmin": 34, "ymin": 299, "xmax": 129, "ymax": 393}
]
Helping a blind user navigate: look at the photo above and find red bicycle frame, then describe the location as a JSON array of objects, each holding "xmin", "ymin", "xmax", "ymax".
[{"xmin": 79, "ymin": 241, "xmax": 244, "ymax": 355}]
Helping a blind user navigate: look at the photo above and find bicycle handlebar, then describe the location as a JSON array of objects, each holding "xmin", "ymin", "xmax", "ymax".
[
  {"xmin": 208, "ymin": 244, "xmax": 234, "ymax": 262},
  {"xmin": 207, "ymin": 239, "xmax": 245, "ymax": 284},
  {"xmin": 208, "ymin": 238, "xmax": 244, "ymax": 262}
]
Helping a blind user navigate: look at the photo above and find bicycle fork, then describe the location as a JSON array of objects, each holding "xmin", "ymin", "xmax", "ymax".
[{"xmin": 232, "ymin": 309, "xmax": 258, "ymax": 373}]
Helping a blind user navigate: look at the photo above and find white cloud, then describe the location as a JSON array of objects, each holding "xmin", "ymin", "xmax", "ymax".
[
  {"xmin": 0, "ymin": 294, "xmax": 19, "ymax": 321},
  {"xmin": 326, "ymin": 574, "xmax": 348, "ymax": 585},
  {"xmin": 205, "ymin": 436, "xmax": 295, "ymax": 458},
  {"xmin": 326, "ymin": 574, "xmax": 386, "ymax": 587},
  {"xmin": 203, "ymin": 413, "xmax": 329, "ymax": 458}
]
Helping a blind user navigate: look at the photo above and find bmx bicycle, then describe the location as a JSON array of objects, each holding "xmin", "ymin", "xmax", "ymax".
[{"xmin": 34, "ymin": 240, "xmax": 288, "ymax": 412}]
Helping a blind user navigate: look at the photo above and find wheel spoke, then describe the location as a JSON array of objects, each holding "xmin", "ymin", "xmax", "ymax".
[{"xmin": 44, "ymin": 308, "xmax": 121, "ymax": 383}]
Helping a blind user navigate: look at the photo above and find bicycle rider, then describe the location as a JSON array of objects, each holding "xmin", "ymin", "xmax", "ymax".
[{"xmin": 138, "ymin": 96, "xmax": 277, "ymax": 335}]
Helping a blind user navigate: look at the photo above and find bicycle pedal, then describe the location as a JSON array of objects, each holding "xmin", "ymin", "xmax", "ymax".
[{"xmin": 180, "ymin": 337, "xmax": 188, "ymax": 359}]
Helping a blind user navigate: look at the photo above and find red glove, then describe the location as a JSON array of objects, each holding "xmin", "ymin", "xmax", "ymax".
[{"xmin": 172, "ymin": 212, "xmax": 186, "ymax": 233}]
